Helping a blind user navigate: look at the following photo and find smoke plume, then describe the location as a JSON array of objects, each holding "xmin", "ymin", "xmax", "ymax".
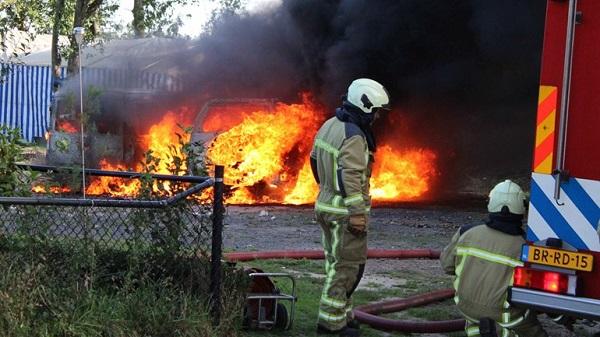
[{"xmin": 63, "ymin": 0, "xmax": 548, "ymax": 194}]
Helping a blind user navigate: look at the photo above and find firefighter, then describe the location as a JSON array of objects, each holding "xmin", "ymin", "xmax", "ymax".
[
  {"xmin": 310, "ymin": 78, "xmax": 390, "ymax": 336},
  {"xmin": 441, "ymin": 180, "xmax": 548, "ymax": 337}
]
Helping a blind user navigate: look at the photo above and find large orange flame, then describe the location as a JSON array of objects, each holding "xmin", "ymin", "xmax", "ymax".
[
  {"xmin": 142, "ymin": 111, "xmax": 190, "ymax": 175},
  {"xmin": 37, "ymin": 95, "xmax": 438, "ymax": 204},
  {"xmin": 205, "ymin": 95, "xmax": 438, "ymax": 204},
  {"xmin": 284, "ymin": 158, "xmax": 318, "ymax": 204},
  {"xmin": 205, "ymin": 95, "xmax": 323, "ymax": 203},
  {"xmin": 370, "ymin": 145, "xmax": 437, "ymax": 200},
  {"xmin": 283, "ymin": 146, "xmax": 437, "ymax": 205},
  {"xmin": 85, "ymin": 111, "xmax": 190, "ymax": 196},
  {"xmin": 86, "ymin": 159, "xmax": 141, "ymax": 196}
]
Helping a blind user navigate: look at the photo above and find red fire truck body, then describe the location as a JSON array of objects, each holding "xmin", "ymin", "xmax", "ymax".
[{"xmin": 509, "ymin": 0, "xmax": 600, "ymax": 319}]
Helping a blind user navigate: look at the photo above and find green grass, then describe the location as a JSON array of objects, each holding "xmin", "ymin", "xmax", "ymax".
[
  {"xmin": 239, "ymin": 259, "xmax": 465, "ymax": 337},
  {"xmin": 0, "ymin": 240, "xmax": 247, "ymax": 337},
  {"xmin": 0, "ymin": 242, "xmax": 467, "ymax": 336}
]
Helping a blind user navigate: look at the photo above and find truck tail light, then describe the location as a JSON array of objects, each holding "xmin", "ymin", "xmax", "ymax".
[{"xmin": 514, "ymin": 266, "xmax": 572, "ymax": 295}]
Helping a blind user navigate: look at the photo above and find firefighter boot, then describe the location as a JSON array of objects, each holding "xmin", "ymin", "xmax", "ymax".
[{"xmin": 479, "ymin": 318, "xmax": 498, "ymax": 337}]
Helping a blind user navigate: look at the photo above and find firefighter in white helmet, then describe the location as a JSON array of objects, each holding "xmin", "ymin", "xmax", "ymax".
[
  {"xmin": 441, "ymin": 180, "xmax": 548, "ymax": 337},
  {"xmin": 311, "ymin": 78, "xmax": 390, "ymax": 337}
]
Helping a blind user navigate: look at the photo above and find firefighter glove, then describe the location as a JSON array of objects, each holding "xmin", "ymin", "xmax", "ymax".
[{"xmin": 348, "ymin": 214, "xmax": 367, "ymax": 235}]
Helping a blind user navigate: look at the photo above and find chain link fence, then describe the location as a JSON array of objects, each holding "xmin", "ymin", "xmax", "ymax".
[
  {"xmin": 0, "ymin": 175, "xmax": 215, "ymax": 254},
  {"xmin": 0, "ymin": 201, "xmax": 213, "ymax": 251},
  {"xmin": 0, "ymin": 165, "xmax": 228, "ymax": 326}
]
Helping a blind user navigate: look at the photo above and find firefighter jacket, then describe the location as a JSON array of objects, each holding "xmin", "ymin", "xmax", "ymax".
[
  {"xmin": 310, "ymin": 107, "xmax": 374, "ymax": 217},
  {"xmin": 440, "ymin": 219, "xmax": 529, "ymax": 328}
]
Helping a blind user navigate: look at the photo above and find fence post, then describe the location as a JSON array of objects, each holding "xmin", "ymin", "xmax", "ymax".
[{"xmin": 210, "ymin": 165, "xmax": 225, "ymax": 326}]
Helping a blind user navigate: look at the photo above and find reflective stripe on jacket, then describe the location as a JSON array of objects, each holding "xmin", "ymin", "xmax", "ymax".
[{"xmin": 311, "ymin": 116, "xmax": 372, "ymax": 216}]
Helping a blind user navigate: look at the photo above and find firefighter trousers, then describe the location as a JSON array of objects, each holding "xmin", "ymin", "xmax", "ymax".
[{"xmin": 316, "ymin": 211, "xmax": 368, "ymax": 331}]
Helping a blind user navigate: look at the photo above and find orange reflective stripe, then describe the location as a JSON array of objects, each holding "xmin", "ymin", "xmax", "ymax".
[
  {"xmin": 533, "ymin": 133, "xmax": 554, "ymax": 169},
  {"xmin": 536, "ymin": 86, "xmax": 557, "ymax": 124},
  {"xmin": 533, "ymin": 85, "xmax": 557, "ymax": 174}
]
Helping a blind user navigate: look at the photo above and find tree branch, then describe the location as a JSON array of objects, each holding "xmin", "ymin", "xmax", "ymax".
[{"xmin": 86, "ymin": 0, "xmax": 104, "ymax": 18}]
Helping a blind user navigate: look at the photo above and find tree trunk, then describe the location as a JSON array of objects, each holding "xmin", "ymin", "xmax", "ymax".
[
  {"xmin": 132, "ymin": 0, "xmax": 144, "ymax": 38},
  {"xmin": 51, "ymin": 0, "xmax": 65, "ymax": 84},
  {"xmin": 50, "ymin": 0, "xmax": 66, "ymax": 131},
  {"xmin": 67, "ymin": 0, "xmax": 86, "ymax": 75}
]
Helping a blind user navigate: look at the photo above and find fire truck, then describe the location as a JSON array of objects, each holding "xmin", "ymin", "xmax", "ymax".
[{"xmin": 508, "ymin": 0, "xmax": 600, "ymax": 321}]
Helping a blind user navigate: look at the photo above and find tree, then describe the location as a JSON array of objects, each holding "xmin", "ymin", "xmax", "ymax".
[
  {"xmin": 132, "ymin": 0, "xmax": 144, "ymax": 37},
  {"xmin": 130, "ymin": 0, "xmax": 205, "ymax": 38},
  {"xmin": 214, "ymin": 0, "xmax": 244, "ymax": 16},
  {"xmin": 0, "ymin": 1, "xmax": 38, "ymax": 68},
  {"xmin": 51, "ymin": 0, "xmax": 66, "ymax": 87},
  {"xmin": 204, "ymin": 0, "xmax": 246, "ymax": 33},
  {"xmin": 0, "ymin": 0, "xmax": 49, "ymax": 32},
  {"xmin": 67, "ymin": 0, "xmax": 103, "ymax": 74}
]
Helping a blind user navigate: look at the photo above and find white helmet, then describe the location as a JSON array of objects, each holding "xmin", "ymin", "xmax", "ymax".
[
  {"xmin": 346, "ymin": 78, "xmax": 390, "ymax": 113},
  {"xmin": 488, "ymin": 180, "xmax": 527, "ymax": 215}
]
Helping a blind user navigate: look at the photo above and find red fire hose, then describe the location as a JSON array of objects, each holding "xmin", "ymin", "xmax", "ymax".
[
  {"xmin": 224, "ymin": 248, "xmax": 440, "ymax": 262},
  {"xmin": 353, "ymin": 288, "xmax": 465, "ymax": 333},
  {"xmin": 225, "ymin": 249, "xmax": 466, "ymax": 333}
]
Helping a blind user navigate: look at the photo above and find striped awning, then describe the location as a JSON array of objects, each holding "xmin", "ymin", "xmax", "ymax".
[
  {"xmin": 0, "ymin": 64, "xmax": 65, "ymax": 142},
  {"xmin": 1, "ymin": 63, "xmax": 183, "ymax": 142}
]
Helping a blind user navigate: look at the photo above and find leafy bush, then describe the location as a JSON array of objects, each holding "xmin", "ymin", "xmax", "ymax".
[{"xmin": 0, "ymin": 125, "xmax": 38, "ymax": 196}]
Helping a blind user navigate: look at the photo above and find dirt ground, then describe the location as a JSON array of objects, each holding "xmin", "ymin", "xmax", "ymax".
[{"xmin": 223, "ymin": 205, "xmax": 599, "ymax": 337}]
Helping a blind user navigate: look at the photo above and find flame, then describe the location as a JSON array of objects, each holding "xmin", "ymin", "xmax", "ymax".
[
  {"xmin": 282, "ymin": 146, "xmax": 437, "ymax": 205},
  {"xmin": 203, "ymin": 95, "xmax": 438, "ymax": 204},
  {"xmin": 142, "ymin": 111, "xmax": 190, "ymax": 175},
  {"xmin": 56, "ymin": 119, "xmax": 78, "ymax": 133},
  {"xmin": 284, "ymin": 158, "xmax": 318, "ymax": 205},
  {"xmin": 86, "ymin": 159, "xmax": 141, "ymax": 196},
  {"xmin": 370, "ymin": 145, "xmax": 437, "ymax": 200},
  {"xmin": 205, "ymin": 94, "xmax": 323, "ymax": 203},
  {"xmin": 32, "ymin": 185, "xmax": 71, "ymax": 194},
  {"xmin": 85, "ymin": 112, "xmax": 189, "ymax": 196},
  {"xmin": 47, "ymin": 95, "xmax": 437, "ymax": 203},
  {"xmin": 203, "ymin": 108, "xmax": 251, "ymax": 132}
]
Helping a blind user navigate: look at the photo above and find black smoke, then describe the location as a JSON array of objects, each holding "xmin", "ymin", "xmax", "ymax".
[
  {"xmin": 177, "ymin": 0, "xmax": 546, "ymax": 193},
  {"xmin": 63, "ymin": 0, "xmax": 547, "ymax": 195}
]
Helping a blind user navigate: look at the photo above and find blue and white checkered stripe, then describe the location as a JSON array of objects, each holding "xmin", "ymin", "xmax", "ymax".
[{"xmin": 527, "ymin": 173, "xmax": 600, "ymax": 252}]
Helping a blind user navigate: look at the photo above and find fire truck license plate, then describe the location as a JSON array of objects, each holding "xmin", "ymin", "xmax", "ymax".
[{"xmin": 522, "ymin": 245, "xmax": 594, "ymax": 272}]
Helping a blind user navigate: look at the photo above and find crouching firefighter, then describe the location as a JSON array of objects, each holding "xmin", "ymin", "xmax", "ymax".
[
  {"xmin": 440, "ymin": 180, "xmax": 548, "ymax": 337},
  {"xmin": 310, "ymin": 78, "xmax": 390, "ymax": 337}
]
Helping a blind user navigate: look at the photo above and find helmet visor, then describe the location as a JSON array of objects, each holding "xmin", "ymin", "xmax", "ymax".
[{"xmin": 371, "ymin": 103, "xmax": 391, "ymax": 114}]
